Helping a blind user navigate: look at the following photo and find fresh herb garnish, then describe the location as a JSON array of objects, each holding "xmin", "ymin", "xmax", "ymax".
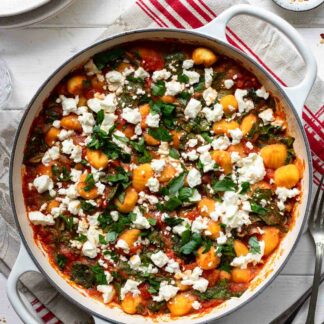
[
  {"xmin": 84, "ymin": 173, "xmax": 95, "ymax": 192},
  {"xmin": 148, "ymin": 128, "xmax": 172, "ymax": 142},
  {"xmin": 212, "ymin": 177, "xmax": 237, "ymax": 192},
  {"xmin": 55, "ymin": 254, "xmax": 67, "ymax": 269},
  {"xmin": 151, "ymin": 80, "xmax": 166, "ymax": 96},
  {"xmin": 248, "ymin": 236, "xmax": 261, "ymax": 254},
  {"xmin": 169, "ymin": 148, "xmax": 180, "ymax": 159}
]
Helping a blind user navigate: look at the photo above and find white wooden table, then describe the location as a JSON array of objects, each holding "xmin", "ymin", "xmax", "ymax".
[{"xmin": 0, "ymin": 1, "xmax": 323, "ymax": 323}]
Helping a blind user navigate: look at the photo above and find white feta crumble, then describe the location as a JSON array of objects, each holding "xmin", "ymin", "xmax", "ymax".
[
  {"xmin": 57, "ymin": 129, "xmax": 74, "ymax": 141},
  {"xmin": 231, "ymin": 240, "xmax": 265, "ymax": 269},
  {"xmin": 29, "ymin": 211, "xmax": 54, "ymax": 226},
  {"xmin": 180, "ymin": 267, "xmax": 208, "ymax": 293},
  {"xmin": 152, "ymin": 69, "xmax": 171, "ymax": 82},
  {"xmin": 173, "ymin": 219, "xmax": 191, "ymax": 236},
  {"xmin": 67, "ymin": 200, "xmax": 80, "ymax": 215},
  {"xmin": 146, "ymin": 113, "xmax": 160, "ymax": 128},
  {"xmin": 82, "ymin": 240, "xmax": 97, "ymax": 258},
  {"xmin": 157, "ymin": 142, "xmax": 169, "ymax": 156},
  {"xmin": 100, "ymin": 113, "xmax": 118, "ymax": 134},
  {"xmin": 187, "ymin": 168, "xmax": 202, "ymax": 188},
  {"xmin": 275, "ymin": 187, "xmax": 300, "ymax": 211},
  {"xmin": 216, "ymin": 231, "xmax": 228, "ymax": 245},
  {"xmin": 192, "ymin": 301, "xmax": 202, "ymax": 310},
  {"xmin": 84, "ymin": 59, "xmax": 100, "ymax": 76},
  {"xmin": 153, "ymin": 281, "xmax": 179, "ymax": 302},
  {"xmin": 146, "ymin": 177, "xmax": 160, "ymax": 193},
  {"xmin": 224, "ymin": 79, "xmax": 234, "ymax": 89},
  {"xmin": 199, "ymin": 151, "xmax": 215, "ymax": 172},
  {"xmin": 134, "ymin": 67, "xmax": 149, "ymax": 79},
  {"xmin": 110, "ymin": 211, "xmax": 119, "ymax": 222},
  {"xmin": 121, "ymin": 107, "xmax": 141, "ymax": 124},
  {"xmin": 204, "ymin": 68, "xmax": 213, "ymax": 88},
  {"xmin": 116, "ymin": 239, "xmax": 130, "ymax": 253},
  {"xmin": 258, "ymin": 108, "xmax": 275, "ymax": 125},
  {"xmin": 184, "ymin": 98, "xmax": 202, "ymax": 119},
  {"xmin": 78, "ymin": 111, "xmax": 96, "ymax": 134},
  {"xmin": 165, "ymin": 259, "xmax": 180, "ymax": 274},
  {"xmin": 149, "ymin": 161, "xmax": 165, "ymax": 177},
  {"xmin": 129, "ymin": 255, "xmax": 141, "ymax": 269},
  {"xmin": 132, "ymin": 207, "xmax": 151, "ymax": 229},
  {"xmin": 191, "ymin": 216, "xmax": 209, "ymax": 234},
  {"xmin": 97, "ymin": 285, "xmax": 115, "ymax": 304},
  {"xmin": 151, "ymin": 251, "xmax": 169, "ymax": 268},
  {"xmin": 229, "ymin": 128, "xmax": 243, "ymax": 145},
  {"xmin": 120, "ymin": 279, "xmax": 141, "ymax": 300},
  {"xmin": 42, "ymin": 146, "xmax": 60, "ymax": 165},
  {"xmin": 245, "ymin": 141, "xmax": 254, "ymax": 150},
  {"xmin": 202, "ymin": 103, "xmax": 224, "ymax": 123},
  {"xmin": 33, "ymin": 175, "xmax": 54, "ymax": 194},
  {"xmin": 52, "ymin": 120, "xmax": 61, "ymax": 128},
  {"xmin": 203, "ymin": 87, "xmax": 218, "ymax": 106},
  {"xmin": 112, "ymin": 130, "xmax": 131, "ymax": 154},
  {"xmin": 211, "ymin": 136, "xmax": 230, "ymax": 150},
  {"xmin": 236, "ymin": 153, "xmax": 266, "ymax": 184},
  {"xmin": 256, "ymin": 86, "xmax": 269, "ymax": 100},
  {"xmin": 182, "ymin": 59, "xmax": 194, "ymax": 70},
  {"xmin": 183, "ymin": 70, "xmax": 200, "ymax": 85},
  {"xmin": 187, "ymin": 138, "xmax": 198, "ymax": 148},
  {"xmin": 70, "ymin": 169, "xmax": 82, "ymax": 183},
  {"xmin": 60, "ymin": 95, "xmax": 78, "ymax": 116},
  {"xmin": 105, "ymin": 71, "xmax": 124, "ymax": 92},
  {"xmin": 165, "ymin": 81, "xmax": 183, "ymax": 96},
  {"xmin": 234, "ymin": 89, "xmax": 254, "ymax": 113}
]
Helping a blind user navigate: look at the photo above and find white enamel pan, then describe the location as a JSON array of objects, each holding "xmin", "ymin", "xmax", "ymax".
[{"xmin": 6, "ymin": 4, "xmax": 316, "ymax": 324}]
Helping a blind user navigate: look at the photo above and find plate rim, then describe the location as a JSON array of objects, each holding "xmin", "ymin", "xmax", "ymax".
[{"xmin": 0, "ymin": 0, "xmax": 51, "ymax": 18}]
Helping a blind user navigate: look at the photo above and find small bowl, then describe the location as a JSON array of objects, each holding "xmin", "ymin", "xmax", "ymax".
[{"xmin": 272, "ymin": 0, "xmax": 324, "ymax": 11}]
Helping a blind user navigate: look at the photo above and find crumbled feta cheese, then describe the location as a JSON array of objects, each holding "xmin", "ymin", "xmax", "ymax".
[
  {"xmin": 275, "ymin": 187, "xmax": 300, "ymax": 211},
  {"xmin": 29, "ymin": 211, "xmax": 54, "ymax": 226},
  {"xmin": 132, "ymin": 207, "xmax": 151, "ymax": 229},
  {"xmin": 121, "ymin": 107, "xmax": 141, "ymax": 124},
  {"xmin": 146, "ymin": 113, "xmax": 160, "ymax": 128},
  {"xmin": 110, "ymin": 211, "xmax": 119, "ymax": 222},
  {"xmin": 211, "ymin": 136, "xmax": 230, "ymax": 150},
  {"xmin": 165, "ymin": 81, "xmax": 183, "ymax": 96},
  {"xmin": 165, "ymin": 259, "xmax": 180, "ymax": 273},
  {"xmin": 152, "ymin": 69, "xmax": 171, "ymax": 82},
  {"xmin": 192, "ymin": 301, "xmax": 202, "ymax": 310},
  {"xmin": 52, "ymin": 120, "xmax": 61, "ymax": 128},
  {"xmin": 245, "ymin": 141, "xmax": 254, "ymax": 150},
  {"xmin": 184, "ymin": 98, "xmax": 202, "ymax": 119},
  {"xmin": 97, "ymin": 285, "xmax": 115, "ymax": 303},
  {"xmin": 191, "ymin": 216, "xmax": 209, "ymax": 234},
  {"xmin": 120, "ymin": 279, "xmax": 141, "ymax": 300},
  {"xmin": 33, "ymin": 175, "xmax": 54, "ymax": 194},
  {"xmin": 216, "ymin": 231, "xmax": 228, "ymax": 245},
  {"xmin": 193, "ymin": 278, "xmax": 209, "ymax": 292},
  {"xmin": 256, "ymin": 86, "xmax": 269, "ymax": 100},
  {"xmin": 234, "ymin": 89, "xmax": 254, "ymax": 113},
  {"xmin": 78, "ymin": 111, "xmax": 96, "ymax": 134},
  {"xmin": 105, "ymin": 71, "xmax": 124, "ymax": 92},
  {"xmin": 259, "ymin": 108, "xmax": 275, "ymax": 125},
  {"xmin": 153, "ymin": 281, "xmax": 179, "ymax": 302},
  {"xmin": 82, "ymin": 240, "xmax": 97, "ymax": 258},
  {"xmin": 179, "ymin": 267, "xmax": 208, "ymax": 292},
  {"xmin": 203, "ymin": 87, "xmax": 218, "ymax": 106},
  {"xmin": 187, "ymin": 168, "xmax": 202, "ymax": 188},
  {"xmin": 129, "ymin": 255, "xmax": 141, "ymax": 269},
  {"xmin": 151, "ymin": 159, "xmax": 166, "ymax": 174},
  {"xmin": 187, "ymin": 138, "xmax": 198, "ymax": 148},
  {"xmin": 204, "ymin": 68, "xmax": 213, "ymax": 88},
  {"xmin": 183, "ymin": 70, "xmax": 200, "ymax": 85},
  {"xmin": 147, "ymin": 177, "xmax": 160, "ymax": 193},
  {"xmin": 61, "ymin": 139, "xmax": 82, "ymax": 163},
  {"xmin": 202, "ymin": 103, "xmax": 223, "ymax": 122},
  {"xmin": 112, "ymin": 130, "xmax": 131, "ymax": 154},
  {"xmin": 100, "ymin": 113, "xmax": 118, "ymax": 134},
  {"xmin": 134, "ymin": 67, "xmax": 149, "ymax": 79},
  {"xmin": 157, "ymin": 142, "xmax": 169, "ymax": 156},
  {"xmin": 229, "ymin": 128, "xmax": 243, "ymax": 145},
  {"xmin": 182, "ymin": 59, "xmax": 194, "ymax": 70},
  {"xmin": 60, "ymin": 95, "xmax": 78, "ymax": 116},
  {"xmin": 236, "ymin": 153, "xmax": 266, "ymax": 184},
  {"xmin": 42, "ymin": 146, "xmax": 60, "ymax": 165},
  {"xmin": 68, "ymin": 200, "xmax": 80, "ymax": 215},
  {"xmin": 58, "ymin": 129, "xmax": 74, "ymax": 141},
  {"xmin": 116, "ymin": 239, "xmax": 130, "ymax": 253},
  {"xmin": 199, "ymin": 151, "xmax": 215, "ymax": 172},
  {"xmin": 151, "ymin": 251, "xmax": 169, "ymax": 268},
  {"xmin": 224, "ymin": 79, "xmax": 234, "ymax": 89},
  {"xmin": 70, "ymin": 169, "xmax": 82, "ymax": 183},
  {"xmin": 173, "ymin": 219, "xmax": 191, "ymax": 236},
  {"xmin": 189, "ymin": 189, "xmax": 202, "ymax": 202},
  {"xmin": 231, "ymin": 241, "xmax": 265, "ymax": 269}
]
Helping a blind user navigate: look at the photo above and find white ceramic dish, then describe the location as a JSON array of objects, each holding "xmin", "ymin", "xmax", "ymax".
[
  {"xmin": 0, "ymin": 0, "xmax": 50, "ymax": 17},
  {"xmin": 0, "ymin": 0, "xmax": 74, "ymax": 29},
  {"xmin": 6, "ymin": 5, "xmax": 316, "ymax": 324},
  {"xmin": 272, "ymin": 0, "xmax": 324, "ymax": 11}
]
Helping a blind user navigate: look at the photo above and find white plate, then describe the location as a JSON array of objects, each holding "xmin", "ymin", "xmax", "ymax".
[
  {"xmin": 273, "ymin": 0, "xmax": 324, "ymax": 11},
  {"xmin": 0, "ymin": 0, "xmax": 74, "ymax": 28},
  {"xmin": 0, "ymin": 0, "xmax": 51, "ymax": 17}
]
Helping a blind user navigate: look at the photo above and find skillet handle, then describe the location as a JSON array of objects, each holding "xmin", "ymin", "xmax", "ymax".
[
  {"xmin": 197, "ymin": 4, "xmax": 317, "ymax": 117},
  {"xmin": 6, "ymin": 244, "xmax": 42, "ymax": 324}
]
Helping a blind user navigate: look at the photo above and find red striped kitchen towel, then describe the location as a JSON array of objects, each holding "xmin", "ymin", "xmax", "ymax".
[{"xmin": 23, "ymin": 1, "xmax": 324, "ymax": 323}]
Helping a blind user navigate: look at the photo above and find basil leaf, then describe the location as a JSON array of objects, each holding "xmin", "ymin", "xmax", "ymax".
[
  {"xmin": 148, "ymin": 128, "xmax": 172, "ymax": 142},
  {"xmin": 84, "ymin": 173, "xmax": 96, "ymax": 192},
  {"xmin": 178, "ymin": 74, "xmax": 189, "ymax": 83},
  {"xmin": 151, "ymin": 80, "xmax": 166, "ymax": 96},
  {"xmin": 178, "ymin": 187, "xmax": 194, "ymax": 201},
  {"xmin": 212, "ymin": 177, "xmax": 237, "ymax": 192},
  {"xmin": 166, "ymin": 172, "xmax": 186, "ymax": 196},
  {"xmin": 148, "ymin": 218, "xmax": 157, "ymax": 226},
  {"xmin": 251, "ymin": 202, "xmax": 268, "ymax": 215},
  {"xmin": 96, "ymin": 110, "xmax": 104, "ymax": 124},
  {"xmin": 248, "ymin": 236, "xmax": 261, "ymax": 254},
  {"xmin": 162, "ymin": 197, "xmax": 182, "ymax": 211},
  {"xmin": 106, "ymin": 231, "xmax": 118, "ymax": 243},
  {"xmin": 180, "ymin": 233, "xmax": 202, "ymax": 255},
  {"xmin": 55, "ymin": 254, "xmax": 67, "ymax": 269},
  {"xmin": 169, "ymin": 148, "xmax": 180, "ymax": 159},
  {"xmin": 164, "ymin": 217, "xmax": 183, "ymax": 227},
  {"xmin": 239, "ymin": 182, "xmax": 251, "ymax": 194},
  {"xmin": 93, "ymin": 48, "xmax": 124, "ymax": 70}
]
